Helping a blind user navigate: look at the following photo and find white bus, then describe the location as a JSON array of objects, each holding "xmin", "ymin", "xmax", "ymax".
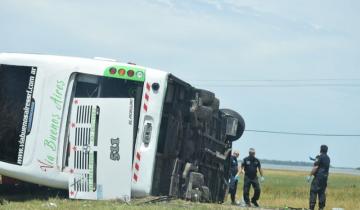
[{"xmin": 0, "ymin": 53, "xmax": 244, "ymax": 202}]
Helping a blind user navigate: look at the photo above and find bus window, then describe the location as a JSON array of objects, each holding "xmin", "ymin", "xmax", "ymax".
[
  {"xmin": 74, "ymin": 74, "xmax": 100, "ymax": 98},
  {"xmin": 0, "ymin": 65, "xmax": 35, "ymax": 165},
  {"xmin": 73, "ymin": 74, "xmax": 143, "ymax": 129}
]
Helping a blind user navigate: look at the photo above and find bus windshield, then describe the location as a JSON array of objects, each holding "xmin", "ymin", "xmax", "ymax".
[{"xmin": 0, "ymin": 64, "xmax": 36, "ymax": 165}]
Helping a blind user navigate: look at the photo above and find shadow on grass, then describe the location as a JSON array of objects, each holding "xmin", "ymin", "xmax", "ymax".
[{"xmin": 0, "ymin": 183, "xmax": 67, "ymax": 203}]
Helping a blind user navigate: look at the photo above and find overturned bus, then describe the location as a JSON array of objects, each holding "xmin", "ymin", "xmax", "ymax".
[{"xmin": 0, "ymin": 53, "xmax": 245, "ymax": 202}]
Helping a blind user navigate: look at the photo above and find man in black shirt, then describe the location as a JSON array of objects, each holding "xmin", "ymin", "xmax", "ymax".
[
  {"xmin": 308, "ymin": 145, "xmax": 330, "ymax": 210},
  {"xmin": 241, "ymin": 148, "xmax": 264, "ymax": 207},
  {"xmin": 229, "ymin": 150, "xmax": 240, "ymax": 205}
]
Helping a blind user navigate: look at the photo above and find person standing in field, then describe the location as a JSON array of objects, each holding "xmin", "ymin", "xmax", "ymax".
[
  {"xmin": 241, "ymin": 148, "xmax": 264, "ymax": 207},
  {"xmin": 229, "ymin": 150, "xmax": 241, "ymax": 205},
  {"xmin": 308, "ymin": 145, "xmax": 330, "ymax": 210}
]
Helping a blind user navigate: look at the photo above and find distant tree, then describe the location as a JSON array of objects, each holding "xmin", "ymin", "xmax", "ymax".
[{"xmin": 260, "ymin": 159, "xmax": 314, "ymax": 167}]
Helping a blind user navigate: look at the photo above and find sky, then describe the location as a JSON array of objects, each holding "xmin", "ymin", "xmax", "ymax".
[{"xmin": 0, "ymin": 0, "xmax": 359, "ymax": 168}]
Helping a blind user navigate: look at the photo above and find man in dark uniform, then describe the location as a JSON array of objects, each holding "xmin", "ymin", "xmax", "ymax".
[
  {"xmin": 308, "ymin": 145, "xmax": 330, "ymax": 210},
  {"xmin": 229, "ymin": 150, "xmax": 240, "ymax": 205},
  {"xmin": 241, "ymin": 148, "xmax": 264, "ymax": 207}
]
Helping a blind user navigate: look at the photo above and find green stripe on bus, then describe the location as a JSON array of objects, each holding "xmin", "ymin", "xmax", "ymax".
[
  {"xmin": 90, "ymin": 106, "xmax": 96, "ymax": 145},
  {"xmin": 89, "ymin": 151, "xmax": 94, "ymax": 191}
]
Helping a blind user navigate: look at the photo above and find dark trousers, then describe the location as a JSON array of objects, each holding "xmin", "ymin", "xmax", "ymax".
[
  {"xmin": 229, "ymin": 176, "xmax": 238, "ymax": 203},
  {"xmin": 243, "ymin": 176, "xmax": 261, "ymax": 204},
  {"xmin": 309, "ymin": 175, "xmax": 328, "ymax": 209}
]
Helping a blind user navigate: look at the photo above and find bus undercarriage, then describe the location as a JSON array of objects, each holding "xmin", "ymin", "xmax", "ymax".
[{"xmin": 152, "ymin": 75, "xmax": 245, "ymax": 203}]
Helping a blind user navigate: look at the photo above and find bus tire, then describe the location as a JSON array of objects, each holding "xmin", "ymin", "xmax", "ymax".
[
  {"xmin": 200, "ymin": 186, "xmax": 211, "ymax": 202},
  {"xmin": 196, "ymin": 105, "xmax": 213, "ymax": 121},
  {"xmin": 196, "ymin": 89, "xmax": 215, "ymax": 106},
  {"xmin": 211, "ymin": 97, "xmax": 219, "ymax": 112}
]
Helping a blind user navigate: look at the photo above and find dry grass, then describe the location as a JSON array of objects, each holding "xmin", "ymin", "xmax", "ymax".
[
  {"xmin": 231, "ymin": 169, "xmax": 360, "ymax": 209},
  {"xmin": 0, "ymin": 170, "xmax": 359, "ymax": 210}
]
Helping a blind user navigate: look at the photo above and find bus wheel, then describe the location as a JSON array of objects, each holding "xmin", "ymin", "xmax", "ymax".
[
  {"xmin": 196, "ymin": 105, "xmax": 213, "ymax": 121},
  {"xmin": 210, "ymin": 97, "xmax": 219, "ymax": 112},
  {"xmin": 196, "ymin": 89, "xmax": 215, "ymax": 106}
]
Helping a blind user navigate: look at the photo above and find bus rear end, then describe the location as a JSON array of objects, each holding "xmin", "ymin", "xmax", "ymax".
[{"xmin": 0, "ymin": 53, "xmax": 149, "ymax": 200}]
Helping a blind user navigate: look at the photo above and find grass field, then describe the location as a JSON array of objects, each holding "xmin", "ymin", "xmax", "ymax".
[
  {"xmin": 233, "ymin": 169, "xmax": 360, "ymax": 209},
  {"xmin": 0, "ymin": 170, "xmax": 359, "ymax": 210}
]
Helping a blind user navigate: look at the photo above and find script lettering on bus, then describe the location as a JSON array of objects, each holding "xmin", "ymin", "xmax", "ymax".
[
  {"xmin": 38, "ymin": 159, "xmax": 54, "ymax": 172},
  {"xmin": 51, "ymin": 80, "xmax": 66, "ymax": 110},
  {"xmin": 39, "ymin": 80, "xmax": 65, "ymax": 171}
]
